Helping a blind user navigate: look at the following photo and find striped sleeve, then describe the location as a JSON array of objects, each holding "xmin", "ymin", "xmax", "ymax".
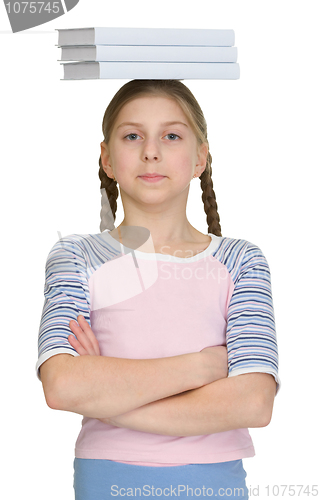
[
  {"xmin": 36, "ymin": 236, "xmax": 91, "ymax": 381},
  {"xmin": 226, "ymin": 242, "xmax": 280, "ymax": 394}
]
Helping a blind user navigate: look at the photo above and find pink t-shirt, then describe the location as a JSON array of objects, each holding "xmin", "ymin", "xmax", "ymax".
[{"xmin": 36, "ymin": 229, "xmax": 280, "ymax": 466}]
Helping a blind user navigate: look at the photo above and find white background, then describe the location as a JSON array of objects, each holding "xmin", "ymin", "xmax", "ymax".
[{"xmin": 1, "ymin": 1, "xmax": 319, "ymax": 498}]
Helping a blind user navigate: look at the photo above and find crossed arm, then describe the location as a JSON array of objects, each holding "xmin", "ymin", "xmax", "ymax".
[
  {"xmin": 99, "ymin": 372, "xmax": 276, "ymax": 436},
  {"xmin": 57, "ymin": 316, "xmax": 277, "ymax": 437}
]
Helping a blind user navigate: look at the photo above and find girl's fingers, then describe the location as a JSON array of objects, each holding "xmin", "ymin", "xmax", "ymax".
[
  {"xmin": 69, "ymin": 319, "xmax": 96, "ymax": 355},
  {"xmin": 68, "ymin": 334, "xmax": 89, "ymax": 356},
  {"xmin": 78, "ymin": 315, "xmax": 101, "ymax": 356},
  {"xmin": 69, "ymin": 316, "xmax": 101, "ymax": 356}
]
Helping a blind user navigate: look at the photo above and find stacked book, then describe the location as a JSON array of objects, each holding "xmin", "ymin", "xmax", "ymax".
[{"xmin": 57, "ymin": 27, "xmax": 240, "ymax": 80}]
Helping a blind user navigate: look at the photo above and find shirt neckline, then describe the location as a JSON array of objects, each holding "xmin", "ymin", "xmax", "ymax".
[{"xmin": 103, "ymin": 230, "xmax": 222, "ymax": 263}]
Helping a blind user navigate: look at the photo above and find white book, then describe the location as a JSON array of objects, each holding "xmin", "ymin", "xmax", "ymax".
[
  {"xmin": 57, "ymin": 27, "xmax": 235, "ymax": 47},
  {"xmin": 61, "ymin": 61, "xmax": 240, "ymax": 80},
  {"xmin": 59, "ymin": 45, "xmax": 238, "ymax": 63}
]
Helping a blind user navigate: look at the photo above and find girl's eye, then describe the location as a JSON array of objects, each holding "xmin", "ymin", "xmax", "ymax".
[
  {"xmin": 124, "ymin": 133, "xmax": 180, "ymax": 141},
  {"xmin": 125, "ymin": 133, "xmax": 141, "ymax": 141},
  {"xmin": 165, "ymin": 133, "xmax": 180, "ymax": 141}
]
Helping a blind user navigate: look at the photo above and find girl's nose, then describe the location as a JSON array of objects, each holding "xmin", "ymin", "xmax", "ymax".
[
  {"xmin": 142, "ymin": 139, "xmax": 161, "ymax": 162},
  {"xmin": 144, "ymin": 153, "xmax": 158, "ymax": 161}
]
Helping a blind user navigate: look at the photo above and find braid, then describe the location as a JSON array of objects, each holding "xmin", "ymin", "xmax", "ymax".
[
  {"xmin": 98, "ymin": 155, "xmax": 119, "ymax": 232},
  {"xmin": 199, "ymin": 151, "xmax": 222, "ymax": 237}
]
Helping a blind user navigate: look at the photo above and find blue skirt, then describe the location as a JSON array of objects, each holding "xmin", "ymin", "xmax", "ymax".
[{"xmin": 73, "ymin": 458, "xmax": 249, "ymax": 499}]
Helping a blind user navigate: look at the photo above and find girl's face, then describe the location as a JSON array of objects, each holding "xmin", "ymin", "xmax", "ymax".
[{"xmin": 101, "ymin": 95, "xmax": 207, "ymax": 209}]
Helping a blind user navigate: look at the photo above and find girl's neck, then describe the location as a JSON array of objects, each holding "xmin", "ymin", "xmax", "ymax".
[
  {"xmin": 116, "ymin": 221, "xmax": 206, "ymax": 245},
  {"xmin": 109, "ymin": 223, "xmax": 211, "ymax": 258}
]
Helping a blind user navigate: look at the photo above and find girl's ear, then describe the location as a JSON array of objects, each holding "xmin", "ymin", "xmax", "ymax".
[
  {"xmin": 196, "ymin": 142, "xmax": 209, "ymax": 176},
  {"xmin": 100, "ymin": 141, "xmax": 114, "ymax": 179}
]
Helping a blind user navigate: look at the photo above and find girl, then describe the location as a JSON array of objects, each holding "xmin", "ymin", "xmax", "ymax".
[{"xmin": 37, "ymin": 79, "xmax": 280, "ymax": 499}]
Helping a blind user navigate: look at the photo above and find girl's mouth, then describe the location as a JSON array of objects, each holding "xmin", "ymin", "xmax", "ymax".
[{"xmin": 138, "ymin": 176, "xmax": 166, "ymax": 183}]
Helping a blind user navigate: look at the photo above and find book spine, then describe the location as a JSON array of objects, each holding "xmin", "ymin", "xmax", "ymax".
[
  {"xmin": 60, "ymin": 45, "xmax": 238, "ymax": 63},
  {"xmin": 97, "ymin": 45, "xmax": 237, "ymax": 62},
  {"xmin": 101, "ymin": 62, "xmax": 240, "ymax": 79},
  {"xmin": 58, "ymin": 28, "xmax": 235, "ymax": 47},
  {"xmin": 62, "ymin": 62, "xmax": 240, "ymax": 80},
  {"xmin": 93, "ymin": 28, "xmax": 235, "ymax": 47}
]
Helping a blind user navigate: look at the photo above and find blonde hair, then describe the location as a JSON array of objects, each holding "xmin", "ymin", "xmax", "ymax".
[{"xmin": 98, "ymin": 79, "xmax": 222, "ymax": 236}]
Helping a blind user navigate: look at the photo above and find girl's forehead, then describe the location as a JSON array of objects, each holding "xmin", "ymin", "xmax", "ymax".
[{"xmin": 117, "ymin": 95, "xmax": 188, "ymax": 122}]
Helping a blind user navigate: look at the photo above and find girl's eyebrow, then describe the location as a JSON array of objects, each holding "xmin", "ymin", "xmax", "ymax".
[
  {"xmin": 163, "ymin": 121, "xmax": 188, "ymax": 128},
  {"xmin": 117, "ymin": 121, "xmax": 188, "ymax": 129}
]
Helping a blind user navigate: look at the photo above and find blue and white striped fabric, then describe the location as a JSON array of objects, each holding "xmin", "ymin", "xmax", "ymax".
[{"xmin": 215, "ymin": 238, "xmax": 280, "ymax": 390}]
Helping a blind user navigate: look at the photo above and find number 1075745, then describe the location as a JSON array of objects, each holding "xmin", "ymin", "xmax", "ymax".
[{"xmin": 5, "ymin": 2, "xmax": 62, "ymax": 14}]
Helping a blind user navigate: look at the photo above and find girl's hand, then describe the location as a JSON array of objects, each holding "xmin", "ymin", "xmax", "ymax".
[
  {"xmin": 200, "ymin": 345, "xmax": 228, "ymax": 384},
  {"xmin": 68, "ymin": 315, "xmax": 101, "ymax": 356}
]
